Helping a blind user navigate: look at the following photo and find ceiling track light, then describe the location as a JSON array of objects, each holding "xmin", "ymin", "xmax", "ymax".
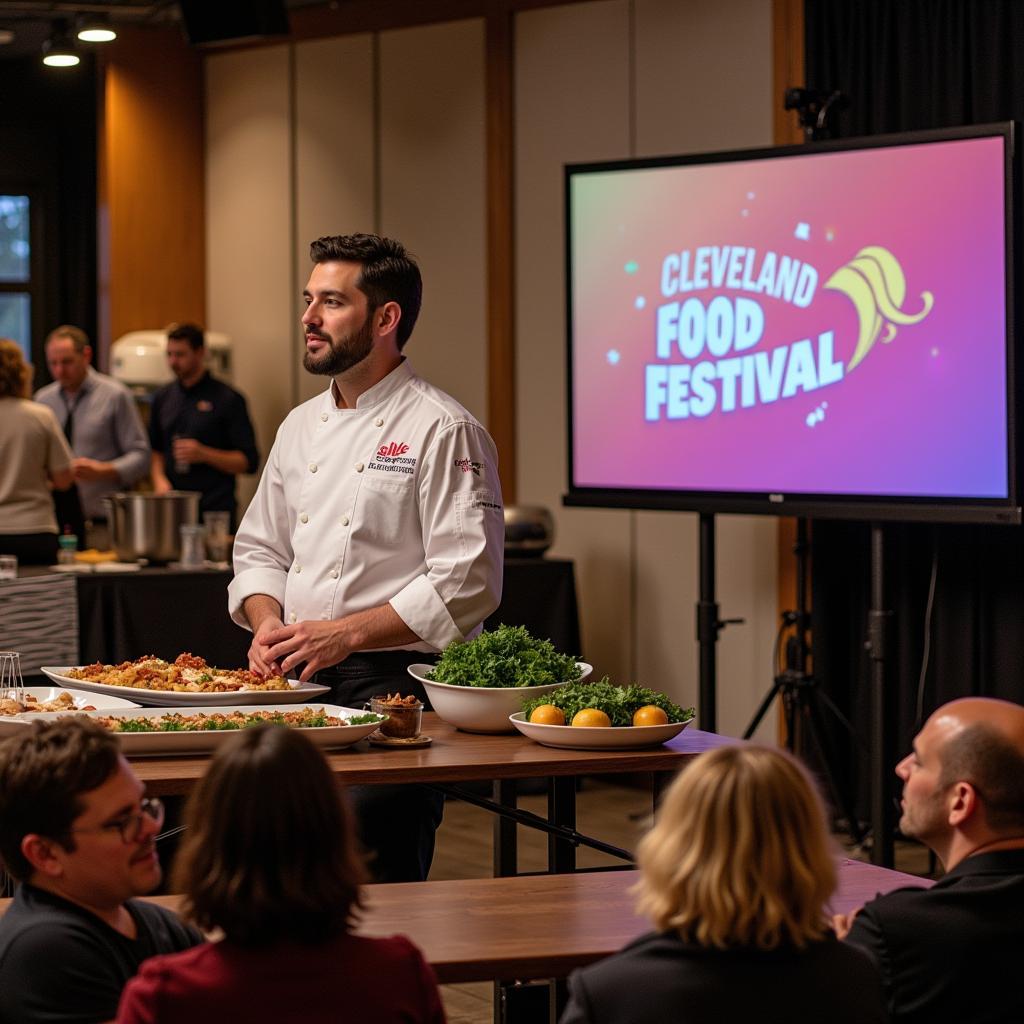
[
  {"xmin": 42, "ymin": 20, "xmax": 80, "ymax": 68},
  {"xmin": 76, "ymin": 13, "xmax": 117, "ymax": 44}
]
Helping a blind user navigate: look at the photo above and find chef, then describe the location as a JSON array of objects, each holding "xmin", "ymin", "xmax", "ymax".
[{"xmin": 229, "ymin": 233, "xmax": 504, "ymax": 882}]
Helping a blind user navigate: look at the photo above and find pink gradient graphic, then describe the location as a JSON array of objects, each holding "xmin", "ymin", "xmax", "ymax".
[{"xmin": 570, "ymin": 136, "xmax": 1009, "ymax": 498}]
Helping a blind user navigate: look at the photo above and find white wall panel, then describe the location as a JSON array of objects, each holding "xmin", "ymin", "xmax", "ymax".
[
  {"xmin": 632, "ymin": 0, "xmax": 776, "ymax": 734},
  {"xmin": 516, "ymin": 1, "xmax": 634, "ymax": 681},
  {"xmin": 294, "ymin": 34, "xmax": 376, "ymax": 406},
  {"xmin": 205, "ymin": 47, "xmax": 293, "ymax": 513},
  {"xmin": 379, "ymin": 20, "xmax": 488, "ymax": 424}
]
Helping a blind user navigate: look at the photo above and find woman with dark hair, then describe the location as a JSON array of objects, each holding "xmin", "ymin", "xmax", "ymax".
[
  {"xmin": 115, "ymin": 725, "xmax": 446, "ymax": 1023},
  {"xmin": 0, "ymin": 339, "xmax": 75, "ymax": 564},
  {"xmin": 559, "ymin": 744, "xmax": 886, "ymax": 1024}
]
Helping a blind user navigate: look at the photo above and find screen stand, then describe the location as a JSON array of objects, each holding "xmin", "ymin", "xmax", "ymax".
[
  {"xmin": 742, "ymin": 518, "xmax": 864, "ymax": 845},
  {"xmin": 868, "ymin": 523, "xmax": 896, "ymax": 866},
  {"xmin": 696, "ymin": 513, "xmax": 743, "ymax": 732}
]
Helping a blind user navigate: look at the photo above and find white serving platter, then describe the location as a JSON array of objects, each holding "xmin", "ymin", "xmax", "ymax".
[
  {"xmin": 26, "ymin": 704, "xmax": 384, "ymax": 755},
  {"xmin": 408, "ymin": 662, "xmax": 592, "ymax": 734},
  {"xmin": 508, "ymin": 711, "xmax": 690, "ymax": 750},
  {"xmin": 0, "ymin": 687, "xmax": 141, "ymax": 735},
  {"xmin": 39, "ymin": 667, "xmax": 329, "ymax": 707}
]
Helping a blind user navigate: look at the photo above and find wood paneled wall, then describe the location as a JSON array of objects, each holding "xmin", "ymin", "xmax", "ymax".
[{"xmin": 98, "ymin": 27, "xmax": 204, "ymax": 360}]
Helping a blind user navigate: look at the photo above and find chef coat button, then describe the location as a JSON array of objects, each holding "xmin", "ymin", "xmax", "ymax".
[
  {"xmin": 330, "ymin": 569, "xmax": 339, "ymax": 579},
  {"xmin": 295, "ymin": 564, "xmax": 302, "ymax": 574},
  {"xmin": 340, "ymin": 515, "xmax": 350, "ymax": 527},
  {"xmin": 355, "ymin": 462, "xmax": 364, "ymax": 473},
  {"xmin": 320, "ymin": 413, "xmax": 328, "ymax": 422},
  {"xmin": 288, "ymin": 613, "xmax": 297, "ymax": 624},
  {"xmin": 309, "ymin": 463, "xmax": 318, "ymax": 473},
  {"xmin": 375, "ymin": 417, "xmax": 384, "ymax": 427},
  {"xmin": 300, "ymin": 512, "xmax": 309, "ymax": 524}
]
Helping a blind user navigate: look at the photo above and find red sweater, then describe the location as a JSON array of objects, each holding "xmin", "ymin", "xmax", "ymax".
[{"xmin": 115, "ymin": 931, "xmax": 446, "ymax": 1024}]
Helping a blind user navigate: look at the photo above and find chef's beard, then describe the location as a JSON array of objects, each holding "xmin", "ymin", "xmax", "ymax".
[{"xmin": 303, "ymin": 311, "xmax": 375, "ymax": 376}]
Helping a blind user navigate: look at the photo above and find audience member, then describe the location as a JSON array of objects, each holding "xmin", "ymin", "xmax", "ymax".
[
  {"xmin": 0, "ymin": 339, "xmax": 75, "ymax": 564},
  {"xmin": 35, "ymin": 324, "xmax": 150, "ymax": 548},
  {"xmin": 837, "ymin": 697, "xmax": 1024, "ymax": 1023},
  {"xmin": 116, "ymin": 725, "xmax": 446, "ymax": 1024},
  {"xmin": 149, "ymin": 322, "xmax": 258, "ymax": 530},
  {"xmin": 560, "ymin": 744, "xmax": 885, "ymax": 1024},
  {"xmin": 0, "ymin": 719, "xmax": 201, "ymax": 1023}
]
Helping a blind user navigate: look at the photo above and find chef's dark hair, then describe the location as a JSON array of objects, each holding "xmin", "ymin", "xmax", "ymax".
[{"xmin": 309, "ymin": 233, "xmax": 422, "ymax": 350}]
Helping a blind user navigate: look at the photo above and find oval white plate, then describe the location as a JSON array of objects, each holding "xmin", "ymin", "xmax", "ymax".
[
  {"xmin": 39, "ymin": 667, "xmax": 329, "ymax": 707},
  {"xmin": 0, "ymin": 686, "xmax": 140, "ymax": 735},
  {"xmin": 26, "ymin": 704, "xmax": 384, "ymax": 755},
  {"xmin": 508, "ymin": 711, "xmax": 690, "ymax": 750},
  {"xmin": 408, "ymin": 662, "xmax": 592, "ymax": 734}
]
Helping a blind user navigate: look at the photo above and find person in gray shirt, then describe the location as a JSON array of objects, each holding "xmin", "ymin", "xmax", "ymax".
[{"xmin": 35, "ymin": 325, "xmax": 150, "ymax": 544}]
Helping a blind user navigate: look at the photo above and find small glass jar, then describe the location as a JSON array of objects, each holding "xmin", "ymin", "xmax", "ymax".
[{"xmin": 368, "ymin": 694, "xmax": 424, "ymax": 738}]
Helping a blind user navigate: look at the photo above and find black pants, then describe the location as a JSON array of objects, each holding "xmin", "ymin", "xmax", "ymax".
[
  {"xmin": 315, "ymin": 651, "xmax": 444, "ymax": 884},
  {"xmin": 0, "ymin": 532, "xmax": 58, "ymax": 565}
]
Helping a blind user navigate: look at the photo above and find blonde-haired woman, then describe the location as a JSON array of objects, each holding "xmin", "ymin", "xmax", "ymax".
[
  {"xmin": 0, "ymin": 340, "xmax": 74, "ymax": 564},
  {"xmin": 560, "ymin": 745, "xmax": 886, "ymax": 1024}
]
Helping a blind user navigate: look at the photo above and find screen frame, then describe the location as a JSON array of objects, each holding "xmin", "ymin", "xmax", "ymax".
[{"xmin": 563, "ymin": 122, "xmax": 1021, "ymax": 525}]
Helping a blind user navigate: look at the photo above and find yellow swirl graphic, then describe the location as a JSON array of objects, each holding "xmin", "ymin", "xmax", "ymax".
[{"xmin": 824, "ymin": 245, "xmax": 934, "ymax": 372}]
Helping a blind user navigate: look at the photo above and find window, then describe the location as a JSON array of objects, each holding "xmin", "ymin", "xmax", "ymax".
[{"xmin": 0, "ymin": 194, "xmax": 33, "ymax": 362}]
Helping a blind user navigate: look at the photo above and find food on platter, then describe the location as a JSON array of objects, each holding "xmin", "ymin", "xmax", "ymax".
[
  {"xmin": 521, "ymin": 679, "xmax": 694, "ymax": 727},
  {"xmin": 368, "ymin": 693, "xmax": 423, "ymax": 738},
  {"xmin": 68, "ymin": 653, "xmax": 289, "ymax": 693},
  {"xmin": 428, "ymin": 624, "xmax": 582, "ymax": 689},
  {"xmin": 570, "ymin": 708, "xmax": 612, "ymax": 728},
  {"xmin": 631, "ymin": 705, "xmax": 669, "ymax": 727},
  {"xmin": 0, "ymin": 691, "xmax": 96, "ymax": 716},
  {"xmin": 527, "ymin": 703, "xmax": 566, "ymax": 726},
  {"xmin": 94, "ymin": 707, "xmax": 381, "ymax": 733}
]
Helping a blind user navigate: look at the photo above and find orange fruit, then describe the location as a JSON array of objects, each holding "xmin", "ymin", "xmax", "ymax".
[
  {"xmin": 529, "ymin": 704, "xmax": 566, "ymax": 726},
  {"xmin": 571, "ymin": 708, "xmax": 612, "ymax": 728},
  {"xmin": 632, "ymin": 705, "xmax": 669, "ymax": 727}
]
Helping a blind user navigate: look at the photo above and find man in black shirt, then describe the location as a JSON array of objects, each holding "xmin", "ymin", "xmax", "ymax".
[
  {"xmin": 150, "ymin": 323, "xmax": 259, "ymax": 529},
  {"xmin": 835, "ymin": 697, "xmax": 1024, "ymax": 1024},
  {"xmin": 0, "ymin": 718, "xmax": 200, "ymax": 1023}
]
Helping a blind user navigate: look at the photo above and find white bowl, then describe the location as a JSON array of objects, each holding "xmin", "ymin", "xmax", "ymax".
[
  {"xmin": 407, "ymin": 662, "xmax": 592, "ymax": 734},
  {"xmin": 508, "ymin": 711, "xmax": 690, "ymax": 750}
]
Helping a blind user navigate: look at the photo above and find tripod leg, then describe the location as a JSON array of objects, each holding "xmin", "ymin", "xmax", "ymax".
[
  {"xmin": 803, "ymin": 691, "xmax": 864, "ymax": 845},
  {"xmin": 742, "ymin": 681, "xmax": 783, "ymax": 740}
]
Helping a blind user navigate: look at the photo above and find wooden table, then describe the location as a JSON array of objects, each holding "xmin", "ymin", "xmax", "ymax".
[
  {"xmin": 0, "ymin": 859, "xmax": 928, "ymax": 984},
  {"xmin": 130, "ymin": 715, "xmax": 733, "ymax": 875}
]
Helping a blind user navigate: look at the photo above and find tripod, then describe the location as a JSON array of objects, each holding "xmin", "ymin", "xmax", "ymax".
[{"xmin": 743, "ymin": 519, "xmax": 865, "ymax": 844}]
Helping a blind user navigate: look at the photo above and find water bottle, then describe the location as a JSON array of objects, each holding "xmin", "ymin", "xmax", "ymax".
[
  {"xmin": 172, "ymin": 434, "xmax": 189, "ymax": 476},
  {"xmin": 58, "ymin": 532, "xmax": 78, "ymax": 565}
]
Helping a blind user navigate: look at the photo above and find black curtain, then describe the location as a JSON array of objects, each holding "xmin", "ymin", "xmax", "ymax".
[
  {"xmin": 803, "ymin": 1, "xmax": 1024, "ymax": 823},
  {"xmin": 0, "ymin": 54, "xmax": 97, "ymax": 388}
]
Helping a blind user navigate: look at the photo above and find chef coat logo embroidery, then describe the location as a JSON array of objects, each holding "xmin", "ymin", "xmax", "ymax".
[
  {"xmin": 454, "ymin": 457, "xmax": 483, "ymax": 476},
  {"xmin": 370, "ymin": 441, "xmax": 416, "ymax": 476},
  {"xmin": 197, "ymin": 400, "xmax": 213, "ymax": 412}
]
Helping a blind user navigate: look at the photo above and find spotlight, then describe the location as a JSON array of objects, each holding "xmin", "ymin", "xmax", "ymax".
[
  {"xmin": 76, "ymin": 14, "xmax": 117, "ymax": 44},
  {"xmin": 42, "ymin": 21, "xmax": 80, "ymax": 67}
]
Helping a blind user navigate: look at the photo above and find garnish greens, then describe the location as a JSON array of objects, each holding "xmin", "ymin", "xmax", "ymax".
[
  {"xmin": 347, "ymin": 713, "xmax": 383, "ymax": 726},
  {"xmin": 520, "ymin": 679, "xmax": 694, "ymax": 726},
  {"xmin": 109, "ymin": 710, "xmax": 340, "ymax": 732},
  {"xmin": 428, "ymin": 624, "xmax": 581, "ymax": 689}
]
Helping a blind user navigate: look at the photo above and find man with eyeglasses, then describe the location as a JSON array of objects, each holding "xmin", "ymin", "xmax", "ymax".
[
  {"xmin": 833, "ymin": 697, "xmax": 1024, "ymax": 1024},
  {"xmin": 0, "ymin": 718, "xmax": 200, "ymax": 1023}
]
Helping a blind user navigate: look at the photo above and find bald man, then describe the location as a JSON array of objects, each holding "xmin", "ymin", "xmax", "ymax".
[{"xmin": 835, "ymin": 698, "xmax": 1024, "ymax": 1024}]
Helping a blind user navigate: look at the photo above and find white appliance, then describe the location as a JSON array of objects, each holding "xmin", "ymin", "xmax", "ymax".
[{"xmin": 110, "ymin": 329, "xmax": 233, "ymax": 392}]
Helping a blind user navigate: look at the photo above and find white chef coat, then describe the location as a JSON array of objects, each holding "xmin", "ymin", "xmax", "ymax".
[{"xmin": 228, "ymin": 360, "xmax": 504, "ymax": 652}]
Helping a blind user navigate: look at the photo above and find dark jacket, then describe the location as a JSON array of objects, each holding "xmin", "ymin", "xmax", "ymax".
[
  {"xmin": 560, "ymin": 929, "xmax": 886, "ymax": 1024},
  {"xmin": 846, "ymin": 847, "xmax": 1024, "ymax": 1024}
]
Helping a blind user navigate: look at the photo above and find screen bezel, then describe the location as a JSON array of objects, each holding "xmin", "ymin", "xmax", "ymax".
[{"xmin": 563, "ymin": 123, "xmax": 1021, "ymax": 525}]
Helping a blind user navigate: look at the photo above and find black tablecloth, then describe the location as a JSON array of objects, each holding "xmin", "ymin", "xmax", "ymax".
[{"xmin": 69, "ymin": 556, "xmax": 579, "ymax": 667}]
